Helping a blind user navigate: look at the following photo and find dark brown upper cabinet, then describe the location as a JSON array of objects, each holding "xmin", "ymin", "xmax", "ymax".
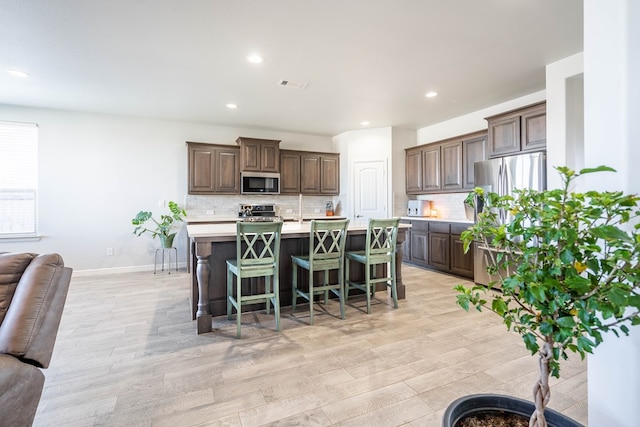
[
  {"xmin": 236, "ymin": 137, "xmax": 280, "ymax": 172},
  {"xmin": 462, "ymin": 132, "xmax": 488, "ymax": 189},
  {"xmin": 405, "ymin": 130, "xmax": 486, "ymax": 195},
  {"xmin": 486, "ymin": 101, "xmax": 546, "ymax": 158},
  {"xmin": 280, "ymin": 150, "xmax": 340, "ymax": 195},
  {"xmin": 187, "ymin": 142, "xmax": 240, "ymax": 194}
]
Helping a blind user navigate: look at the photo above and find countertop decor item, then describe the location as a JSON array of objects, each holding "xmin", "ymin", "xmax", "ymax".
[
  {"xmin": 454, "ymin": 165, "xmax": 640, "ymax": 427},
  {"xmin": 132, "ymin": 201, "xmax": 187, "ymax": 248}
]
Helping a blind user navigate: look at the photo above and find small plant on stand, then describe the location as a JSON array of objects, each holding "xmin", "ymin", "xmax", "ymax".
[
  {"xmin": 131, "ymin": 201, "xmax": 187, "ymax": 248},
  {"xmin": 455, "ymin": 166, "xmax": 640, "ymax": 426}
]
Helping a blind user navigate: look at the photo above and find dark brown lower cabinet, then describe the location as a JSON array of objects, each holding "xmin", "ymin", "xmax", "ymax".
[
  {"xmin": 403, "ymin": 220, "xmax": 473, "ymax": 279},
  {"xmin": 409, "ymin": 220, "xmax": 429, "ymax": 267},
  {"xmin": 427, "ymin": 222, "xmax": 450, "ymax": 273},
  {"xmin": 450, "ymin": 234, "xmax": 474, "ymax": 279},
  {"xmin": 428, "ymin": 234, "xmax": 450, "ymax": 271}
]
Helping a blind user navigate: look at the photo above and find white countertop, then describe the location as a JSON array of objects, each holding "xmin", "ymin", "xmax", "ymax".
[
  {"xmin": 186, "ymin": 215, "xmax": 346, "ymax": 224},
  {"xmin": 400, "ymin": 216, "xmax": 473, "ymax": 224},
  {"xmin": 187, "ymin": 221, "xmax": 411, "ymax": 240}
]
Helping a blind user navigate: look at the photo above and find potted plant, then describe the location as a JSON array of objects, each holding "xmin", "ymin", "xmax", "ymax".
[
  {"xmin": 463, "ymin": 191, "xmax": 475, "ymax": 221},
  {"xmin": 449, "ymin": 166, "xmax": 640, "ymax": 427},
  {"xmin": 131, "ymin": 201, "xmax": 187, "ymax": 248}
]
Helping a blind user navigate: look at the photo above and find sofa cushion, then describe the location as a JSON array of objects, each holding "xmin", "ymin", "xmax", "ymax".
[{"xmin": 0, "ymin": 252, "xmax": 36, "ymax": 325}]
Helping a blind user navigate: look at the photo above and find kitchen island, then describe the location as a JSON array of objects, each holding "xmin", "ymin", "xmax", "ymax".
[{"xmin": 187, "ymin": 221, "xmax": 410, "ymax": 334}]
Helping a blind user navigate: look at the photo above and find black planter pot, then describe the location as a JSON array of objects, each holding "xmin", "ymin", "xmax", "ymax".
[{"xmin": 443, "ymin": 394, "xmax": 584, "ymax": 427}]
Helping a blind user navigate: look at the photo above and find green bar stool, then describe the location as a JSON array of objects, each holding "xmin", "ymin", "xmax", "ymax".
[
  {"xmin": 291, "ymin": 219, "xmax": 350, "ymax": 325},
  {"xmin": 345, "ymin": 218, "xmax": 400, "ymax": 314},
  {"xmin": 226, "ymin": 221, "xmax": 283, "ymax": 338}
]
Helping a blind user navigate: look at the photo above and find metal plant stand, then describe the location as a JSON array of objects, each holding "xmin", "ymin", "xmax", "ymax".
[{"xmin": 154, "ymin": 247, "xmax": 178, "ymax": 274}]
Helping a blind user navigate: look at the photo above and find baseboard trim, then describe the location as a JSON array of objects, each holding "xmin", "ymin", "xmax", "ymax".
[{"xmin": 73, "ymin": 262, "xmax": 188, "ymax": 277}]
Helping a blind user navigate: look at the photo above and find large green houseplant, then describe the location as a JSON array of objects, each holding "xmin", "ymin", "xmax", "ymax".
[
  {"xmin": 454, "ymin": 166, "xmax": 640, "ymax": 427},
  {"xmin": 131, "ymin": 201, "xmax": 187, "ymax": 248}
]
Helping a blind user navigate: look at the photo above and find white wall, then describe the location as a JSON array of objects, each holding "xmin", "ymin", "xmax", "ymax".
[
  {"xmin": 416, "ymin": 91, "xmax": 546, "ymax": 145},
  {"xmin": 584, "ymin": 1, "xmax": 640, "ymax": 426},
  {"xmin": 0, "ymin": 104, "xmax": 332, "ymax": 273},
  {"xmin": 333, "ymin": 127, "xmax": 399, "ymax": 220},
  {"xmin": 391, "ymin": 128, "xmax": 416, "ymax": 216},
  {"xmin": 545, "ymin": 53, "xmax": 584, "ymax": 189}
]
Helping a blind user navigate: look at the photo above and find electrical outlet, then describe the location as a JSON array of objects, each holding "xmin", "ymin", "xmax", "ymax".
[
  {"xmin": 106, "ymin": 248, "xmax": 114, "ymax": 256},
  {"xmin": 286, "ymin": 209, "xmax": 293, "ymax": 213},
  {"xmin": 314, "ymin": 208, "xmax": 320, "ymax": 213},
  {"xmin": 158, "ymin": 199, "xmax": 165, "ymax": 207},
  {"xmin": 206, "ymin": 210, "xmax": 214, "ymax": 215}
]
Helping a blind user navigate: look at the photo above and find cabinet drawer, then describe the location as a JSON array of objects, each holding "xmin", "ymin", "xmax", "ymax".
[
  {"xmin": 451, "ymin": 223, "xmax": 471, "ymax": 235},
  {"xmin": 410, "ymin": 220, "xmax": 429, "ymax": 232},
  {"xmin": 429, "ymin": 222, "xmax": 450, "ymax": 233}
]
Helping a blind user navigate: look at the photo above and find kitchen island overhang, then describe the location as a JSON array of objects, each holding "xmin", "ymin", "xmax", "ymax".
[{"xmin": 187, "ymin": 221, "xmax": 410, "ymax": 334}]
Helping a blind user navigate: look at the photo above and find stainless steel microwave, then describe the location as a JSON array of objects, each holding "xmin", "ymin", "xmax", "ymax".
[{"xmin": 241, "ymin": 172, "xmax": 280, "ymax": 195}]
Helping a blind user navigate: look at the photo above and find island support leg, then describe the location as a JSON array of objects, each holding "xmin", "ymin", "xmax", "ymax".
[{"xmin": 195, "ymin": 242, "xmax": 212, "ymax": 334}]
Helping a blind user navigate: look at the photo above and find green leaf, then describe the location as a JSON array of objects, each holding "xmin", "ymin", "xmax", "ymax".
[
  {"xmin": 556, "ymin": 316, "xmax": 576, "ymax": 328},
  {"xmin": 492, "ymin": 299, "xmax": 508, "ymax": 316},
  {"xmin": 589, "ymin": 225, "xmax": 631, "ymax": 242},
  {"xmin": 559, "ymin": 249, "xmax": 575, "ymax": 264},
  {"xmin": 607, "ymin": 288, "xmax": 628, "ymax": 306},
  {"xmin": 566, "ymin": 276, "xmax": 592, "ymax": 294},
  {"xmin": 523, "ymin": 333, "xmax": 539, "ymax": 355},
  {"xmin": 577, "ymin": 336, "xmax": 595, "ymax": 354},
  {"xmin": 529, "ymin": 284, "xmax": 546, "ymax": 302},
  {"xmin": 578, "ymin": 165, "xmax": 616, "ymax": 175}
]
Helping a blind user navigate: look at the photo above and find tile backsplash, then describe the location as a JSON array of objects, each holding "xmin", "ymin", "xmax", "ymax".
[
  {"xmin": 416, "ymin": 192, "xmax": 470, "ymax": 220},
  {"xmin": 185, "ymin": 194, "xmax": 340, "ymax": 218},
  {"xmin": 187, "ymin": 192, "xmax": 471, "ymax": 221}
]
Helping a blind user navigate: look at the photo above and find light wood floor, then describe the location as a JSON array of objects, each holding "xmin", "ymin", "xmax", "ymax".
[{"xmin": 34, "ymin": 265, "xmax": 587, "ymax": 426}]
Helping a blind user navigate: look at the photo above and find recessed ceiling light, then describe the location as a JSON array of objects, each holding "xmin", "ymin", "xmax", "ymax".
[
  {"xmin": 425, "ymin": 91, "xmax": 438, "ymax": 98},
  {"xmin": 7, "ymin": 69, "xmax": 29, "ymax": 78},
  {"xmin": 226, "ymin": 103, "xmax": 238, "ymax": 109},
  {"xmin": 360, "ymin": 121, "xmax": 370, "ymax": 126},
  {"xmin": 247, "ymin": 54, "xmax": 263, "ymax": 64}
]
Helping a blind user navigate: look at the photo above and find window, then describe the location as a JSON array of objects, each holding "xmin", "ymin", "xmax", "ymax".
[{"xmin": 0, "ymin": 121, "xmax": 38, "ymax": 237}]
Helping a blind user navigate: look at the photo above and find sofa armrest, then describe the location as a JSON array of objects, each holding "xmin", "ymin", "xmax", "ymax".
[{"xmin": 0, "ymin": 254, "xmax": 72, "ymax": 368}]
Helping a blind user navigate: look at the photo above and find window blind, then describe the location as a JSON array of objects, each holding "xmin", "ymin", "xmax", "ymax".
[{"xmin": 0, "ymin": 121, "xmax": 38, "ymax": 237}]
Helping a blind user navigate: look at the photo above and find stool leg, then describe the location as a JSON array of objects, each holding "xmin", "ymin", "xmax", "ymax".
[
  {"xmin": 265, "ymin": 276, "xmax": 271, "ymax": 315},
  {"xmin": 227, "ymin": 268, "xmax": 233, "ymax": 320},
  {"xmin": 390, "ymin": 260, "xmax": 398, "ymax": 309},
  {"xmin": 236, "ymin": 277, "xmax": 242, "ymax": 338},
  {"xmin": 338, "ymin": 264, "xmax": 345, "ymax": 320},
  {"xmin": 323, "ymin": 270, "xmax": 329, "ymax": 304},
  {"xmin": 365, "ymin": 263, "xmax": 371, "ymax": 314},
  {"xmin": 344, "ymin": 258, "xmax": 350, "ymax": 304},
  {"xmin": 291, "ymin": 264, "xmax": 297, "ymax": 312},
  {"xmin": 308, "ymin": 271, "xmax": 314, "ymax": 325},
  {"xmin": 273, "ymin": 275, "xmax": 281, "ymax": 332}
]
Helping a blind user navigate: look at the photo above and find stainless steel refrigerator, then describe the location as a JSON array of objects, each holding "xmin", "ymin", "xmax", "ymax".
[{"xmin": 473, "ymin": 152, "xmax": 546, "ymax": 286}]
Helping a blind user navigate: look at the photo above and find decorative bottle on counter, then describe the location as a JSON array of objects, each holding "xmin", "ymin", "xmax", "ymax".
[{"xmin": 325, "ymin": 201, "xmax": 334, "ymax": 216}]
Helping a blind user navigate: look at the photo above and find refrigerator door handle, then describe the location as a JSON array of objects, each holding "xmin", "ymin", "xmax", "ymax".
[
  {"xmin": 502, "ymin": 161, "xmax": 507, "ymax": 224},
  {"xmin": 497, "ymin": 162, "xmax": 505, "ymax": 223}
]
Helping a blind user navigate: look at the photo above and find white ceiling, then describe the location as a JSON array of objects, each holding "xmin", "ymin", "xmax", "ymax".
[{"xmin": 0, "ymin": 0, "xmax": 583, "ymax": 137}]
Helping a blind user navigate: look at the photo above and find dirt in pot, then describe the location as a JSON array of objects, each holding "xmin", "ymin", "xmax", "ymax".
[{"xmin": 456, "ymin": 411, "xmax": 529, "ymax": 427}]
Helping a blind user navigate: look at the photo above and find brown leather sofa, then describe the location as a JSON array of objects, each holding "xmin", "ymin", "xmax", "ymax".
[{"xmin": 0, "ymin": 252, "xmax": 72, "ymax": 427}]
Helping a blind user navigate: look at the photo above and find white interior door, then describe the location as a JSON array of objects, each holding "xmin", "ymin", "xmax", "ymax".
[{"xmin": 353, "ymin": 160, "xmax": 387, "ymax": 222}]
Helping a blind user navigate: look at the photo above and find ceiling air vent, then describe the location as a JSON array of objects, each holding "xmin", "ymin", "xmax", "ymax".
[{"xmin": 277, "ymin": 79, "xmax": 308, "ymax": 90}]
